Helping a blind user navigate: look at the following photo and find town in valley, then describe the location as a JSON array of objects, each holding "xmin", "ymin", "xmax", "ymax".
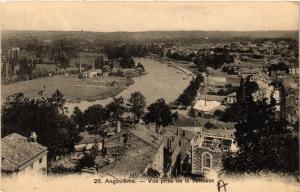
[{"xmin": 1, "ymin": 30, "xmax": 298, "ymax": 181}]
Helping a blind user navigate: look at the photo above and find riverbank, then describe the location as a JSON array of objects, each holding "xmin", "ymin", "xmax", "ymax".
[
  {"xmin": 65, "ymin": 57, "xmax": 193, "ymax": 113},
  {"xmin": 1, "ymin": 74, "xmax": 134, "ymax": 104},
  {"xmin": 148, "ymin": 55, "xmax": 199, "ymax": 75}
]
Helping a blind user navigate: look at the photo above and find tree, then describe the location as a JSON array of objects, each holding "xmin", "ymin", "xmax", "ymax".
[
  {"xmin": 77, "ymin": 153, "xmax": 95, "ymax": 169},
  {"xmin": 84, "ymin": 104, "xmax": 108, "ymax": 129},
  {"xmin": 106, "ymin": 97, "xmax": 125, "ymax": 122},
  {"xmin": 137, "ymin": 62, "xmax": 145, "ymax": 72},
  {"xmin": 128, "ymin": 92, "xmax": 146, "ymax": 122},
  {"xmin": 144, "ymin": 98, "xmax": 174, "ymax": 128},
  {"xmin": 120, "ymin": 56, "xmax": 135, "ymax": 68},
  {"xmin": 222, "ymin": 79, "xmax": 299, "ymax": 174},
  {"xmin": 95, "ymin": 56, "xmax": 105, "ymax": 69},
  {"xmin": 146, "ymin": 168, "xmax": 160, "ymax": 178},
  {"xmin": 1, "ymin": 91, "xmax": 80, "ymax": 159},
  {"xmin": 47, "ymin": 89, "xmax": 66, "ymax": 113},
  {"xmin": 102, "ymin": 65, "xmax": 110, "ymax": 73},
  {"xmin": 176, "ymin": 75, "xmax": 203, "ymax": 108},
  {"xmin": 172, "ymin": 111, "xmax": 179, "ymax": 122},
  {"xmin": 71, "ymin": 106, "xmax": 85, "ymax": 130},
  {"xmin": 177, "ymin": 92, "xmax": 193, "ymax": 109}
]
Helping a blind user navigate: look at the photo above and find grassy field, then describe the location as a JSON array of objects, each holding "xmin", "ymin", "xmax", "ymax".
[{"xmin": 2, "ymin": 74, "xmax": 133, "ymax": 103}]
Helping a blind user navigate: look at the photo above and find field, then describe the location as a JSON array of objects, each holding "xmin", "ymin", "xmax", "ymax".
[{"xmin": 1, "ymin": 74, "xmax": 133, "ymax": 104}]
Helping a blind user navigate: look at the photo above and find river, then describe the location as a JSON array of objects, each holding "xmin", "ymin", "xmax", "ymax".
[{"xmin": 65, "ymin": 58, "xmax": 194, "ymax": 113}]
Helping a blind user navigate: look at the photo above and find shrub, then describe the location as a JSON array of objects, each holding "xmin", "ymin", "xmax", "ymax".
[{"xmin": 204, "ymin": 122, "xmax": 214, "ymax": 129}]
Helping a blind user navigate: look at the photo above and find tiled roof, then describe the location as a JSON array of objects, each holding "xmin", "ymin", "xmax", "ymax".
[
  {"xmin": 203, "ymin": 128, "xmax": 235, "ymax": 139},
  {"xmin": 198, "ymin": 94, "xmax": 227, "ymax": 101},
  {"xmin": 131, "ymin": 126, "xmax": 163, "ymax": 149},
  {"xmin": 227, "ymin": 92, "xmax": 237, "ymax": 97},
  {"xmin": 1, "ymin": 133, "xmax": 47, "ymax": 171},
  {"xmin": 106, "ymin": 135, "xmax": 158, "ymax": 177},
  {"xmin": 77, "ymin": 134, "xmax": 103, "ymax": 144}
]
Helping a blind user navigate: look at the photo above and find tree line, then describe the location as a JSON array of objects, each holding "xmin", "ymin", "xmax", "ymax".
[
  {"xmin": 2, "ymin": 90, "xmax": 177, "ymax": 160},
  {"xmin": 177, "ymin": 75, "xmax": 204, "ymax": 109}
]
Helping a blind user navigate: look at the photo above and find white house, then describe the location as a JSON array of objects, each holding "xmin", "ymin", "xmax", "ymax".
[
  {"xmin": 1, "ymin": 132, "xmax": 48, "ymax": 176},
  {"xmin": 82, "ymin": 69, "xmax": 103, "ymax": 78}
]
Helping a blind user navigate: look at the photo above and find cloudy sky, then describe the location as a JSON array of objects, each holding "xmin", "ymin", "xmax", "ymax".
[{"xmin": 1, "ymin": 2, "xmax": 299, "ymax": 32}]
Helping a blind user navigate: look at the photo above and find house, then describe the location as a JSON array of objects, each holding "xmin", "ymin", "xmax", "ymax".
[
  {"xmin": 226, "ymin": 92, "xmax": 237, "ymax": 104},
  {"xmin": 82, "ymin": 69, "xmax": 103, "ymax": 78},
  {"xmin": 289, "ymin": 63, "xmax": 299, "ymax": 75},
  {"xmin": 191, "ymin": 130, "xmax": 235, "ymax": 177},
  {"xmin": 193, "ymin": 95, "xmax": 226, "ymax": 118},
  {"xmin": 74, "ymin": 132, "xmax": 103, "ymax": 156},
  {"xmin": 161, "ymin": 126, "xmax": 198, "ymax": 177},
  {"xmin": 105, "ymin": 125, "xmax": 164, "ymax": 177},
  {"xmin": 1, "ymin": 132, "xmax": 48, "ymax": 176},
  {"xmin": 289, "ymin": 67, "xmax": 299, "ymax": 75},
  {"xmin": 206, "ymin": 74, "xmax": 240, "ymax": 88}
]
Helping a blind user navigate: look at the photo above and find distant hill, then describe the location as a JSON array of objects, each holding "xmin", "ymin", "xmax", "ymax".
[{"xmin": 2, "ymin": 30, "xmax": 298, "ymax": 43}]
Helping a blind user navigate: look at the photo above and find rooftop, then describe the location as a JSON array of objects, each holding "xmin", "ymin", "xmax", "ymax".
[
  {"xmin": 108, "ymin": 135, "xmax": 157, "ymax": 176},
  {"xmin": 131, "ymin": 125, "xmax": 164, "ymax": 149},
  {"xmin": 193, "ymin": 100, "xmax": 221, "ymax": 112},
  {"xmin": 1, "ymin": 133, "xmax": 47, "ymax": 172},
  {"xmin": 198, "ymin": 94, "xmax": 226, "ymax": 102},
  {"xmin": 77, "ymin": 132, "xmax": 103, "ymax": 144}
]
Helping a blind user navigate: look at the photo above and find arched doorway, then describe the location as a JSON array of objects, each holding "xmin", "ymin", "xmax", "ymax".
[{"xmin": 201, "ymin": 152, "xmax": 212, "ymax": 173}]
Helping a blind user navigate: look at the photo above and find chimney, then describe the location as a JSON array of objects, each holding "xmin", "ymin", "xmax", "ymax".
[{"xmin": 30, "ymin": 132, "xmax": 37, "ymax": 142}]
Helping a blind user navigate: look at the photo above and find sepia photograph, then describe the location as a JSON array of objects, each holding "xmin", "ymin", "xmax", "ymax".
[{"xmin": 0, "ymin": 1, "xmax": 299, "ymax": 192}]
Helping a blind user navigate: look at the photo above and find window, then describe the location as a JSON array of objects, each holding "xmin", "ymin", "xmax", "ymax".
[
  {"xmin": 39, "ymin": 158, "xmax": 43, "ymax": 163},
  {"xmin": 201, "ymin": 152, "xmax": 212, "ymax": 173}
]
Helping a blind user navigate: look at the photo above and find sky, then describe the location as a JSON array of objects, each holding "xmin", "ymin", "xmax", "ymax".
[{"xmin": 1, "ymin": 2, "xmax": 299, "ymax": 32}]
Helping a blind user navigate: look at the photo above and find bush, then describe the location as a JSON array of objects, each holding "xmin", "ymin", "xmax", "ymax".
[
  {"xmin": 204, "ymin": 122, "xmax": 214, "ymax": 129},
  {"xmin": 77, "ymin": 153, "xmax": 95, "ymax": 169},
  {"xmin": 213, "ymin": 109, "xmax": 224, "ymax": 117},
  {"xmin": 146, "ymin": 168, "xmax": 160, "ymax": 178}
]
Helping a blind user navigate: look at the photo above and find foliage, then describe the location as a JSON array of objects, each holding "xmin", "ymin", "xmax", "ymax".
[
  {"xmin": 120, "ymin": 56, "xmax": 135, "ymax": 68},
  {"xmin": 222, "ymin": 79, "xmax": 299, "ymax": 174},
  {"xmin": 146, "ymin": 168, "xmax": 160, "ymax": 178},
  {"xmin": 194, "ymin": 48, "xmax": 234, "ymax": 70},
  {"xmin": 71, "ymin": 107, "xmax": 86, "ymax": 130},
  {"xmin": 77, "ymin": 153, "xmax": 95, "ymax": 169},
  {"xmin": 177, "ymin": 75, "xmax": 203, "ymax": 108},
  {"xmin": 83, "ymin": 104, "xmax": 108, "ymax": 129},
  {"xmin": 128, "ymin": 92, "xmax": 146, "ymax": 121},
  {"xmin": 102, "ymin": 65, "xmax": 111, "ymax": 73},
  {"xmin": 268, "ymin": 62, "xmax": 289, "ymax": 74},
  {"xmin": 95, "ymin": 56, "xmax": 105, "ymax": 69},
  {"xmin": 144, "ymin": 98, "xmax": 174, "ymax": 127},
  {"xmin": 1, "ymin": 90, "xmax": 80, "ymax": 159},
  {"xmin": 136, "ymin": 62, "xmax": 145, "ymax": 72},
  {"xmin": 106, "ymin": 97, "xmax": 125, "ymax": 122},
  {"xmin": 177, "ymin": 92, "xmax": 193, "ymax": 109},
  {"xmin": 204, "ymin": 122, "xmax": 214, "ymax": 129}
]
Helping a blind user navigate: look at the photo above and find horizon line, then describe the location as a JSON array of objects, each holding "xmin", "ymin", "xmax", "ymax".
[{"xmin": 2, "ymin": 29, "xmax": 299, "ymax": 33}]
